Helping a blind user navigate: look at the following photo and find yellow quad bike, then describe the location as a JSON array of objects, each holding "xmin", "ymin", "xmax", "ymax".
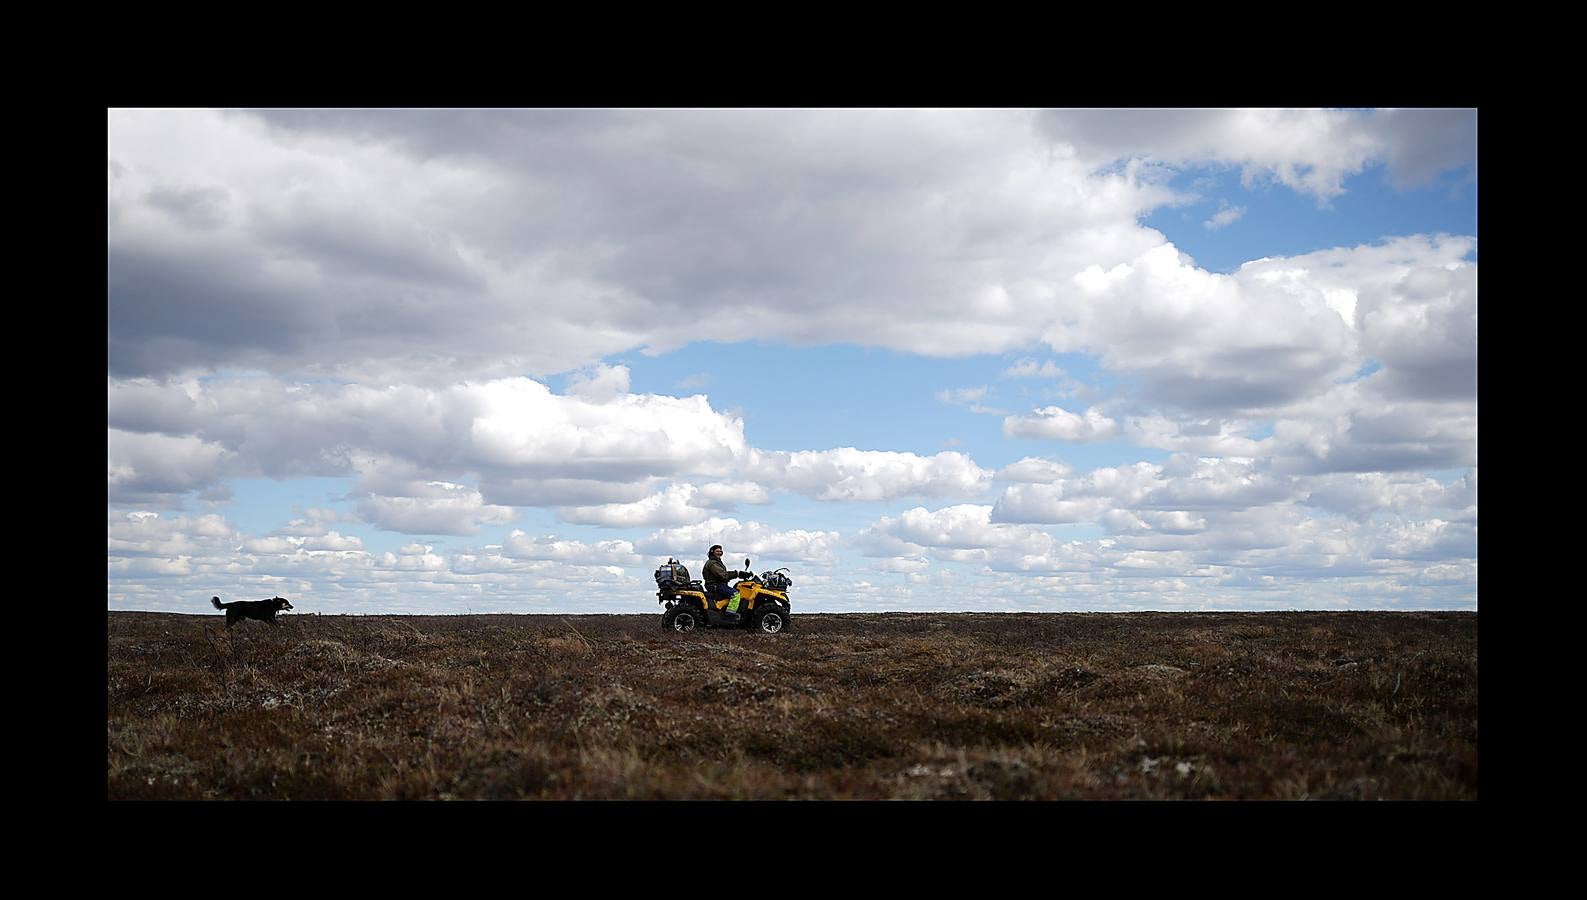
[{"xmin": 655, "ymin": 557, "xmax": 793, "ymax": 634}]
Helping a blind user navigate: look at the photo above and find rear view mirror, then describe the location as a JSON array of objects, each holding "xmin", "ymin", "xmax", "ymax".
[{"xmin": 745, "ymin": 559, "xmax": 752, "ymax": 570}]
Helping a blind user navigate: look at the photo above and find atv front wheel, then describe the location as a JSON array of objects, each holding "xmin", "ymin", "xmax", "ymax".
[
  {"xmin": 663, "ymin": 607, "xmax": 699, "ymax": 633},
  {"xmin": 752, "ymin": 608, "xmax": 788, "ymax": 634}
]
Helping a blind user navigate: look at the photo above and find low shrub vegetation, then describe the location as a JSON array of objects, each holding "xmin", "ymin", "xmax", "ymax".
[{"xmin": 107, "ymin": 610, "xmax": 1476, "ymax": 800}]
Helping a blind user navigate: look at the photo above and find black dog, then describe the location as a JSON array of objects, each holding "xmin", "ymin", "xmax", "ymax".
[{"xmin": 211, "ymin": 596, "xmax": 294, "ymax": 628}]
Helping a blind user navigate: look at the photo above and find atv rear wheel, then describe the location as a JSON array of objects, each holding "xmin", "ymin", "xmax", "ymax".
[
  {"xmin": 752, "ymin": 607, "xmax": 788, "ymax": 634},
  {"xmin": 663, "ymin": 607, "xmax": 698, "ymax": 633}
]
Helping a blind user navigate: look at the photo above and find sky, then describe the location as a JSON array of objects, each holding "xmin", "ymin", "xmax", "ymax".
[{"xmin": 107, "ymin": 108, "xmax": 1478, "ymax": 615}]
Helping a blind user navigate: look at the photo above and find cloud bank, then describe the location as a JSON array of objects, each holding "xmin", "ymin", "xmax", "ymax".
[{"xmin": 107, "ymin": 108, "xmax": 1476, "ymax": 612}]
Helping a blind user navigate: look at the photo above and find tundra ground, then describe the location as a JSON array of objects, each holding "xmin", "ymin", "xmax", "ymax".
[{"xmin": 107, "ymin": 610, "xmax": 1476, "ymax": 800}]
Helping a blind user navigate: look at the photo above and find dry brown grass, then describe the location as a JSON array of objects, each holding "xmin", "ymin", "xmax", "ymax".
[{"xmin": 106, "ymin": 610, "xmax": 1477, "ymax": 800}]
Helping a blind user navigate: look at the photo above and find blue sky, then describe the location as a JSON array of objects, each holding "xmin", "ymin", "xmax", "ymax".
[
  {"xmin": 108, "ymin": 109, "xmax": 1477, "ymax": 614},
  {"xmin": 1142, "ymin": 163, "xmax": 1476, "ymax": 274}
]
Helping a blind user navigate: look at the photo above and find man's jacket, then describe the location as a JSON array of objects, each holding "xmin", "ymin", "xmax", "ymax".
[{"xmin": 703, "ymin": 557, "xmax": 745, "ymax": 587}]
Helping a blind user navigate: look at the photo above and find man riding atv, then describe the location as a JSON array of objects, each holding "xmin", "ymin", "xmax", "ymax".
[
  {"xmin": 703, "ymin": 544, "xmax": 751, "ymax": 624},
  {"xmin": 656, "ymin": 551, "xmax": 794, "ymax": 633}
]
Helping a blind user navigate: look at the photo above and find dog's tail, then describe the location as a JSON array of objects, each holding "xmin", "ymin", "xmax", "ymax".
[{"xmin": 211, "ymin": 596, "xmax": 227, "ymax": 609}]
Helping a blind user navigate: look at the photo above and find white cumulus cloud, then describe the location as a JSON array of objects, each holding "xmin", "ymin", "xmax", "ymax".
[
  {"xmin": 501, "ymin": 531, "xmax": 642, "ymax": 566},
  {"xmin": 108, "ymin": 429, "xmax": 231, "ymax": 504},
  {"xmin": 746, "ymin": 448, "xmax": 992, "ymax": 501},
  {"xmin": 557, "ymin": 483, "xmax": 716, "ymax": 528},
  {"xmin": 1003, "ymin": 405, "xmax": 1119, "ymax": 442},
  {"xmin": 1204, "ymin": 204, "xmax": 1246, "ymax": 230},
  {"xmin": 635, "ymin": 517, "xmax": 840, "ymax": 565},
  {"xmin": 995, "ymin": 457, "xmax": 1074, "ymax": 483},
  {"xmin": 1037, "ymin": 108, "xmax": 1474, "ymax": 202},
  {"xmin": 357, "ymin": 482, "xmax": 516, "ymax": 535}
]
